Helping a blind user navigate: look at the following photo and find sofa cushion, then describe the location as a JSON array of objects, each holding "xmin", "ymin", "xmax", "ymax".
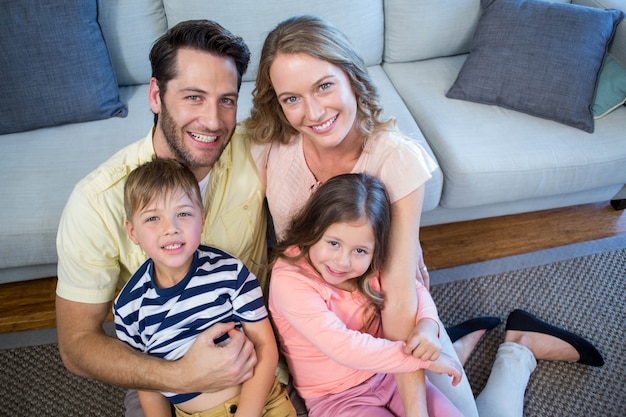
[
  {"xmin": 97, "ymin": 0, "xmax": 168, "ymax": 86},
  {"xmin": 0, "ymin": 0, "xmax": 127, "ymax": 135},
  {"xmin": 384, "ymin": 56, "xmax": 626, "ymax": 211},
  {"xmin": 162, "ymin": 0, "xmax": 384, "ymax": 82},
  {"xmin": 593, "ymin": 54, "xmax": 626, "ymax": 119},
  {"xmin": 0, "ymin": 84, "xmax": 154, "ymax": 283},
  {"xmin": 445, "ymin": 0, "xmax": 624, "ymax": 133},
  {"xmin": 384, "ymin": 0, "xmax": 481, "ymax": 63}
]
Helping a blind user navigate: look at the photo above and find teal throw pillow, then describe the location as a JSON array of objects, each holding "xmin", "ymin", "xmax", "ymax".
[{"xmin": 592, "ymin": 54, "xmax": 626, "ymax": 119}]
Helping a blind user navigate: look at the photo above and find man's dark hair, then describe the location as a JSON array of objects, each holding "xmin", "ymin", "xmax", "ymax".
[{"xmin": 149, "ymin": 20, "xmax": 251, "ymax": 123}]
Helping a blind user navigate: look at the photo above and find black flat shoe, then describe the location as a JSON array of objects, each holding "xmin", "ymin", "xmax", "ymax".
[
  {"xmin": 505, "ymin": 309, "xmax": 604, "ymax": 367},
  {"xmin": 446, "ymin": 316, "xmax": 502, "ymax": 343}
]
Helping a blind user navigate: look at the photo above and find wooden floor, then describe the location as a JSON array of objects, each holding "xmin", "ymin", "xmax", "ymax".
[{"xmin": 1, "ymin": 202, "xmax": 625, "ymax": 334}]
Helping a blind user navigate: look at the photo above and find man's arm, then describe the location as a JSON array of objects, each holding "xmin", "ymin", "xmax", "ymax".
[{"xmin": 56, "ymin": 296, "xmax": 257, "ymax": 393}]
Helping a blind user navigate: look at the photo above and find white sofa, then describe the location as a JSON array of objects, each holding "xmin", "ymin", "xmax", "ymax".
[{"xmin": 1, "ymin": 0, "xmax": 625, "ymax": 285}]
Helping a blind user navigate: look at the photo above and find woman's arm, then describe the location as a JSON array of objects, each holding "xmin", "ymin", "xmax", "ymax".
[
  {"xmin": 379, "ymin": 187, "xmax": 429, "ymax": 417},
  {"xmin": 379, "ymin": 188, "xmax": 425, "ymax": 339},
  {"xmin": 235, "ymin": 318, "xmax": 279, "ymax": 417}
]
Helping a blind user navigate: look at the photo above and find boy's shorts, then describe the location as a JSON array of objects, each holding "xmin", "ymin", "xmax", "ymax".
[{"xmin": 174, "ymin": 377, "xmax": 296, "ymax": 417}]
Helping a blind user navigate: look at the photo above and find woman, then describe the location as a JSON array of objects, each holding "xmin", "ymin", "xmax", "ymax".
[
  {"xmin": 245, "ymin": 15, "xmax": 603, "ymax": 417},
  {"xmin": 245, "ymin": 14, "xmax": 479, "ymax": 415}
]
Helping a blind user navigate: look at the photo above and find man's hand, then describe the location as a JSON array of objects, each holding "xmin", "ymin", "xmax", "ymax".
[
  {"xmin": 404, "ymin": 318, "xmax": 441, "ymax": 361},
  {"xmin": 176, "ymin": 322, "xmax": 257, "ymax": 393}
]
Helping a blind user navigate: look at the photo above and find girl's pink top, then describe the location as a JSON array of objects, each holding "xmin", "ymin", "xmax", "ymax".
[{"xmin": 269, "ymin": 247, "xmax": 440, "ymax": 399}]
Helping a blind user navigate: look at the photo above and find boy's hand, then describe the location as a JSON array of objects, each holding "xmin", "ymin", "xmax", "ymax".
[{"xmin": 404, "ymin": 318, "xmax": 441, "ymax": 360}]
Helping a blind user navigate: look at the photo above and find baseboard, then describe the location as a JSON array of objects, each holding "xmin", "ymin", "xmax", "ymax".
[{"xmin": 430, "ymin": 234, "xmax": 626, "ymax": 286}]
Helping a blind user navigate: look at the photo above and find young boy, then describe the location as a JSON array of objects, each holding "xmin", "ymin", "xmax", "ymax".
[{"xmin": 114, "ymin": 158, "xmax": 295, "ymax": 417}]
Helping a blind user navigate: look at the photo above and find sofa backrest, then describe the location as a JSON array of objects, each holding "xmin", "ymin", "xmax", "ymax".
[
  {"xmin": 384, "ymin": 0, "xmax": 482, "ymax": 63},
  {"xmin": 98, "ymin": 0, "xmax": 384, "ymax": 87},
  {"xmin": 575, "ymin": 0, "xmax": 626, "ymax": 64},
  {"xmin": 97, "ymin": 0, "xmax": 167, "ymax": 86},
  {"xmin": 384, "ymin": 0, "xmax": 624, "ymax": 63}
]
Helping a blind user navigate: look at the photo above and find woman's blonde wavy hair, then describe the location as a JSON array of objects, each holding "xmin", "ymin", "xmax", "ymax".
[{"xmin": 244, "ymin": 15, "xmax": 395, "ymax": 144}]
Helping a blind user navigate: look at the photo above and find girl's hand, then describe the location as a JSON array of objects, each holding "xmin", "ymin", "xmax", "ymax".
[
  {"xmin": 425, "ymin": 352, "xmax": 463, "ymax": 386},
  {"xmin": 404, "ymin": 318, "xmax": 441, "ymax": 360}
]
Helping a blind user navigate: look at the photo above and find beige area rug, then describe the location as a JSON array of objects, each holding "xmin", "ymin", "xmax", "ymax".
[
  {"xmin": 431, "ymin": 248, "xmax": 626, "ymax": 417},
  {"xmin": 0, "ymin": 248, "xmax": 624, "ymax": 416}
]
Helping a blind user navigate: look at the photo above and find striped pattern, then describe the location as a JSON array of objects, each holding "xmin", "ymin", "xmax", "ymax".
[{"xmin": 113, "ymin": 245, "xmax": 267, "ymax": 403}]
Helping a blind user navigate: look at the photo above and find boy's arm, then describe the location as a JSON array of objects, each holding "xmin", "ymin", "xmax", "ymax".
[
  {"xmin": 137, "ymin": 390, "xmax": 172, "ymax": 417},
  {"xmin": 235, "ymin": 318, "xmax": 279, "ymax": 417}
]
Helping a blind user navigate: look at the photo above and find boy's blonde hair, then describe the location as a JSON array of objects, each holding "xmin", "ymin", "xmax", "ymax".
[{"xmin": 124, "ymin": 158, "xmax": 203, "ymax": 222}]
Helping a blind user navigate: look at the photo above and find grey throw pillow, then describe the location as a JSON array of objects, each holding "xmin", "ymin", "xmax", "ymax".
[
  {"xmin": 446, "ymin": 0, "xmax": 624, "ymax": 133},
  {"xmin": 0, "ymin": 0, "xmax": 127, "ymax": 135}
]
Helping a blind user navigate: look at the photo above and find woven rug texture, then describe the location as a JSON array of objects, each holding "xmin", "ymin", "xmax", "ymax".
[
  {"xmin": 0, "ymin": 248, "xmax": 624, "ymax": 416},
  {"xmin": 431, "ymin": 248, "xmax": 626, "ymax": 417}
]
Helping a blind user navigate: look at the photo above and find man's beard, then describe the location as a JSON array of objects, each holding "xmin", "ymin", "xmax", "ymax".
[{"xmin": 159, "ymin": 102, "xmax": 231, "ymax": 170}]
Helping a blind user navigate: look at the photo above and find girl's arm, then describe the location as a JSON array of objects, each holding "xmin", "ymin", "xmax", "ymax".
[
  {"xmin": 235, "ymin": 318, "xmax": 279, "ymax": 417},
  {"xmin": 271, "ymin": 268, "xmax": 429, "ymax": 373},
  {"xmin": 137, "ymin": 390, "xmax": 172, "ymax": 417}
]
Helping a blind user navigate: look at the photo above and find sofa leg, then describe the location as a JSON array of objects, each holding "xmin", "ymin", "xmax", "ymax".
[{"xmin": 610, "ymin": 199, "xmax": 626, "ymax": 210}]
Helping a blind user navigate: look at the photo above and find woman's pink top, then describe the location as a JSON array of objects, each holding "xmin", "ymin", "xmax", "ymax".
[
  {"xmin": 269, "ymin": 247, "xmax": 440, "ymax": 399},
  {"xmin": 251, "ymin": 130, "xmax": 438, "ymax": 240}
]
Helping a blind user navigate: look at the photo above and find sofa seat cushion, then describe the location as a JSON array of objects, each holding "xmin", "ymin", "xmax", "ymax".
[
  {"xmin": 445, "ymin": 0, "xmax": 624, "ymax": 133},
  {"xmin": 0, "ymin": 85, "xmax": 153, "ymax": 284},
  {"xmin": 384, "ymin": 56, "xmax": 626, "ymax": 210},
  {"xmin": 0, "ymin": 0, "xmax": 127, "ymax": 134}
]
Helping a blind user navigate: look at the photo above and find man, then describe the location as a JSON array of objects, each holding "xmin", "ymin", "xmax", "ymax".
[{"xmin": 55, "ymin": 20, "xmax": 266, "ymax": 416}]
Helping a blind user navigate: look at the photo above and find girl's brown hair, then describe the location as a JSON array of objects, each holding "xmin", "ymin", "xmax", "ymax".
[{"xmin": 274, "ymin": 173, "xmax": 391, "ymax": 329}]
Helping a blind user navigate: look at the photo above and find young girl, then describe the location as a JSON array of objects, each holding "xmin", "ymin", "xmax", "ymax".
[{"xmin": 269, "ymin": 173, "xmax": 463, "ymax": 417}]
